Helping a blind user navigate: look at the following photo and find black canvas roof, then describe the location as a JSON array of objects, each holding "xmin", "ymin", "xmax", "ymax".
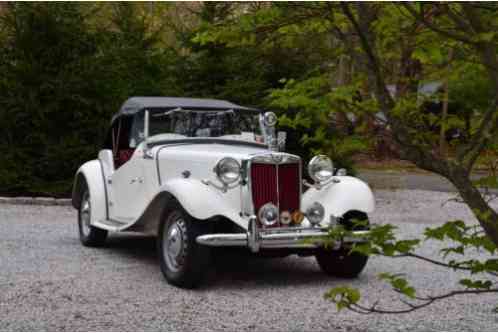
[{"xmin": 112, "ymin": 96, "xmax": 261, "ymax": 122}]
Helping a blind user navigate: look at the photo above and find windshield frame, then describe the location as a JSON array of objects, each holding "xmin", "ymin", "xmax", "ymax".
[{"xmin": 134, "ymin": 107, "xmax": 268, "ymax": 148}]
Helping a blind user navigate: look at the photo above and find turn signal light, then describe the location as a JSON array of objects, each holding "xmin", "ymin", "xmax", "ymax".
[{"xmin": 291, "ymin": 210, "xmax": 305, "ymax": 225}]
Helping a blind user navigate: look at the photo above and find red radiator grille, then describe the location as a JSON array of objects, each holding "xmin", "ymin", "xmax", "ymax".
[{"xmin": 250, "ymin": 162, "xmax": 300, "ymax": 226}]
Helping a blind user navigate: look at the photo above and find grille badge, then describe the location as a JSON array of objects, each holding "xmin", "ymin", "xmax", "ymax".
[{"xmin": 271, "ymin": 154, "xmax": 284, "ymax": 164}]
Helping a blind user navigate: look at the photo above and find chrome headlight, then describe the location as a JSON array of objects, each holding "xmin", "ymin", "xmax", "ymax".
[
  {"xmin": 214, "ymin": 157, "xmax": 241, "ymax": 184},
  {"xmin": 308, "ymin": 155, "xmax": 334, "ymax": 183},
  {"xmin": 258, "ymin": 203, "xmax": 279, "ymax": 227},
  {"xmin": 306, "ymin": 202, "xmax": 325, "ymax": 226}
]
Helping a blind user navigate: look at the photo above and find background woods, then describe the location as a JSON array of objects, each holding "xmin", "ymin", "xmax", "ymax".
[
  {"xmin": 2, "ymin": 3, "xmax": 496, "ymax": 199},
  {"xmin": 0, "ymin": 2, "xmax": 325, "ymax": 196}
]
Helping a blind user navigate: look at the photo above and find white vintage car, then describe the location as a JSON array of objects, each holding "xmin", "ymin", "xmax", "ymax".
[{"xmin": 72, "ymin": 97, "xmax": 375, "ymax": 288}]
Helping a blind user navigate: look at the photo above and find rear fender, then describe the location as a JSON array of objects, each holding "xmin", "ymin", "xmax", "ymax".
[
  {"xmin": 72, "ymin": 160, "xmax": 107, "ymax": 225},
  {"xmin": 302, "ymin": 176, "xmax": 375, "ymax": 219}
]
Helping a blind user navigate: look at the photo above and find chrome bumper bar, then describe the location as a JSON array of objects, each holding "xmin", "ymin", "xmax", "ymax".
[{"xmin": 196, "ymin": 216, "xmax": 369, "ymax": 253}]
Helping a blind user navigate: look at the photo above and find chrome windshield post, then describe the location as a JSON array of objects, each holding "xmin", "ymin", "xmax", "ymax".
[{"xmin": 143, "ymin": 109, "xmax": 153, "ymax": 159}]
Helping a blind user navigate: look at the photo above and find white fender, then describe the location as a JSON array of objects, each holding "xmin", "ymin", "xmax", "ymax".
[
  {"xmin": 157, "ymin": 178, "xmax": 247, "ymax": 228},
  {"xmin": 302, "ymin": 176, "xmax": 375, "ymax": 219},
  {"xmin": 72, "ymin": 160, "xmax": 107, "ymax": 226}
]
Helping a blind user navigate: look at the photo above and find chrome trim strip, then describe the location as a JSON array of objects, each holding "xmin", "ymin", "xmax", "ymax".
[
  {"xmin": 98, "ymin": 160, "xmax": 109, "ymax": 220},
  {"xmin": 250, "ymin": 153, "xmax": 300, "ymax": 164},
  {"xmin": 149, "ymin": 138, "xmax": 268, "ymax": 149},
  {"xmin": 298, "ymin": 157, "xmax": 302, "ymax": 211},
  {"xmin": 247, "ymin": 157, "xmax": 255, "ymax": 215},
  {"xmin": 276, "ymin": 159, "xmax": 280, "ymax": 214}
]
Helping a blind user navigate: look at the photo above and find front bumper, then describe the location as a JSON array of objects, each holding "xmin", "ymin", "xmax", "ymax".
[{"xmin": 196, "ymin": 216, "xmax": 369, "ymax": 253}]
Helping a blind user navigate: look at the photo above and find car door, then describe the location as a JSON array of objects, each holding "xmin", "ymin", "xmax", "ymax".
[
  {"xmin": 108, "ymin": 152, "xmax": 147, "ymax": 222},
  {"xmin": 107, "ymin": 116, "xmax": 148, "ymax": 223}
]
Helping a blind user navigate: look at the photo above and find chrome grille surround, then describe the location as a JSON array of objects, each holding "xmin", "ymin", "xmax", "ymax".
[{"xmin": 243, "ymin": 152, "xmax": 302, "ymax": 226}]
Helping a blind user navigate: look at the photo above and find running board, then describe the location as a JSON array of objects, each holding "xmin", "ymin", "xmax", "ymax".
[{"xmin": 94, "ymin": 219, "xmax": 128, "ymax": 232}]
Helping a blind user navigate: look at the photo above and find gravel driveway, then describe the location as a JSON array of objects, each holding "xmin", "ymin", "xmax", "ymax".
[{"xmin": 1, "ymin": 190, "xmax": 497, "ymax": 331}]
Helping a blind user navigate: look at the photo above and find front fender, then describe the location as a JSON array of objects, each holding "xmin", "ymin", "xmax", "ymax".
[
  {"xmin": 72, "ymin": 160, "xmax": 107, "ymax": 225},
  {"xmin": 302, "ymin": 176, "xmax": 375, "ymax": 219},
  {"xmin": 157, "ymin": 178, "xmax": 247, "ymax": 228}
]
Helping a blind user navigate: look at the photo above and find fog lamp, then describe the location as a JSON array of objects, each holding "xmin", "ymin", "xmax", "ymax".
[
  {"xmin": 280, "ymin": 211, "xmax": 292, "ymax": 225},
  {"xmin": 306, "ymin": 202, "xmax": 325, "ymax": 226},
  {"xmin": 292, "ymin": 211, "xmax": 305, "ymax": 225}
]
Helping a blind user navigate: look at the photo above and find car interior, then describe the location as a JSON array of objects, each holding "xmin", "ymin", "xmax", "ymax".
[{"xmin": 104, "ymin": 116, "xmax": 134, "ymax": 169}]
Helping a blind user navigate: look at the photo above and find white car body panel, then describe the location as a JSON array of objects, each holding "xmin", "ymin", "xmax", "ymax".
[
  {"xmin": 152, "ymin": 142, "xmax": 269, "ymax": 229},
  {"xmin": 107, "ymin": 149, "xmax": 147, "ymax": 222},
  {"xmin": 74, "ymin": 139, "xmax": 375, "ymax": 235},
  {"xmin": 302, "ymin": 176, "xmax": 375, "ymax": 219},
  {"xmin": 157, "ymin": 178, "xmax": 247, "ymax": 228},
  {"xmin": 73, "ymin": 160, "xmax": 107, "ymax": 226}
]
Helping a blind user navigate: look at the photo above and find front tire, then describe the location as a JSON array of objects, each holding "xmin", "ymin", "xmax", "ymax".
[
  {"xmin": 78, "ymin": 187, "xmax": 108, "ymax": 247},
  {"xmin": 315, "ymin": 248, "xmax": 368, "ymax": 278},
  {"xmin": 315, "ymin": 211, "xmax": 369, "ymax": 278},
  {"xmin": 157, "ymin": 202, "xmax": 211, "ymax": 288}
]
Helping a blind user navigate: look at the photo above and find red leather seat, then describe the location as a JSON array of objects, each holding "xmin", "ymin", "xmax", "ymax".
[{"xmin": 115, "ymin": 149, "xmax": 135, "ymax": 168}]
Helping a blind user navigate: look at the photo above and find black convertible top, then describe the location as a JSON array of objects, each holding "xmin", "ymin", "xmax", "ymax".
[{"xmin": 112, "ymin": 96, "xmax": 261, "ymax": 122}]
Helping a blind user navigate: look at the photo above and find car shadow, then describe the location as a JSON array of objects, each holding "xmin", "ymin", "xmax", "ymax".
[
  {"xmin": 101, "ymin": 233, "xmax": 157, "ymax": 262},
  {"xmin": 102, "ymin": 234, "xmax": 356, "ymax": 290}
]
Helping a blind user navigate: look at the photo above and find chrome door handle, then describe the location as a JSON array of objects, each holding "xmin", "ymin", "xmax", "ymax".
[{"xmin": 130, "ymin": 177, "xmax": 143, "ymax": 184}]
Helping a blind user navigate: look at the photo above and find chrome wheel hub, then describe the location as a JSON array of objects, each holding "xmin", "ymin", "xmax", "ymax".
[
  {"xmin": 80, "ymin": 193, "xmax": 91, "ymax": 237},
  {"xmin": 163, "ymin": 216, "xmax": 186, "ymax": 272}
]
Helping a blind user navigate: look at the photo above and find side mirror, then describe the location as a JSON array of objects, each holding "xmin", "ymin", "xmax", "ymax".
[{"xmin": 277, "ymin": 131, "xmax": 287, "ymax": 152}]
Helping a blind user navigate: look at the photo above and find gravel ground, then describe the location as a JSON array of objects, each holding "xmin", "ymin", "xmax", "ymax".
[{"xmin": 1, "ymin": 189, "xmax": 498, "ymax": 331}]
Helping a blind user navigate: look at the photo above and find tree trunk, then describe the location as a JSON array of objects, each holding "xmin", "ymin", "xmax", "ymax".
[
  {"xmin": 448, "ymin": 166, "xmax": 498, "ymax": 246},
  {"xmin": 344, "ymin": 3, "xmax": 498, "ymax": 247},
  {"xmin": 439, "ymin": 48, "xmax": 453, "ymax": 158}
]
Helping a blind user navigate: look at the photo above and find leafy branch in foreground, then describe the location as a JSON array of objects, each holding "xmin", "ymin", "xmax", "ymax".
[{"xmin": 324, "ymin": 219, "xmax": 498, "ymax": 314}]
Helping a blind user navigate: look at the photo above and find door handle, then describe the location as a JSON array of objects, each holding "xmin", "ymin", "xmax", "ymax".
[{"xmin": 130, "ymin": 177, "xmax": 143, "ymax": 184}]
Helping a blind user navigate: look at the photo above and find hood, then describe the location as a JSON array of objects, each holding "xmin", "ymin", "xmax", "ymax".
[
  {"xmin": 152, "ymin": 141, "xmax": 300, "ymax": 186},
  {"xmin": 155, "ymin": 143, "xmax": 269, "ymax": 162},
  {"xmin": 153, "ymin": 142, "xmax": 271, "ymax": 184}
]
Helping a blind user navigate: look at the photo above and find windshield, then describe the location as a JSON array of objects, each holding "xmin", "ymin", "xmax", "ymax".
[{"xmin": 129, "ymin": 109, "xmax": 264, "ymax": 147}]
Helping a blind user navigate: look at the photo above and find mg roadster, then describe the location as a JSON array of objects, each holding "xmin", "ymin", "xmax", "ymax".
[{"xmin": 72, "ymin": 97, "xmax": 375, "ymax": 288}]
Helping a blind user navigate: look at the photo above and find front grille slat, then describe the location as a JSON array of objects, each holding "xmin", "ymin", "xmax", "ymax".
[
  {"xmin": 251, "ymin": 162, "xmax": 300, "ymax": 227},
  {"xmin": 278, "ymin": 164, "xmax": 300, "ymax": 212}
]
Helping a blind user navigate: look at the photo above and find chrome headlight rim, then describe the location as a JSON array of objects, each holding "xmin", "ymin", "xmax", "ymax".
[
  {"xmin": 263, "ymin": 111, "xmax": 278, "ymax": 127},
  {"xmin": 214, "ymin": 157, "xmax": 241, "ymax": 185},
  {"xmin": 308, "ymin": 155, "xmax": 334, "ymax": 183},
  {"xmin": 258, "ymin": 202, "xmax": 279, "ymax": 227}
]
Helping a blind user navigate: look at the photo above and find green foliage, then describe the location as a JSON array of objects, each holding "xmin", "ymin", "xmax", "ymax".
[
  {"xmin": 378, "ymin": 273, "xmax": 416, "ymax": 298},
  {"xmin": 324, "ymin": 286, "xmax": 361, "ymax": 311},
  {"xmin": 324, "ymin": 220, "xmax": 498, "ymax": 313},
  {"xmin": 269, "ymin": 76, "xmax": 369, "ymax": 172},
  {"xmin": 0, "ymin": 3, "xmax": 181, "ymax": 196}
]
